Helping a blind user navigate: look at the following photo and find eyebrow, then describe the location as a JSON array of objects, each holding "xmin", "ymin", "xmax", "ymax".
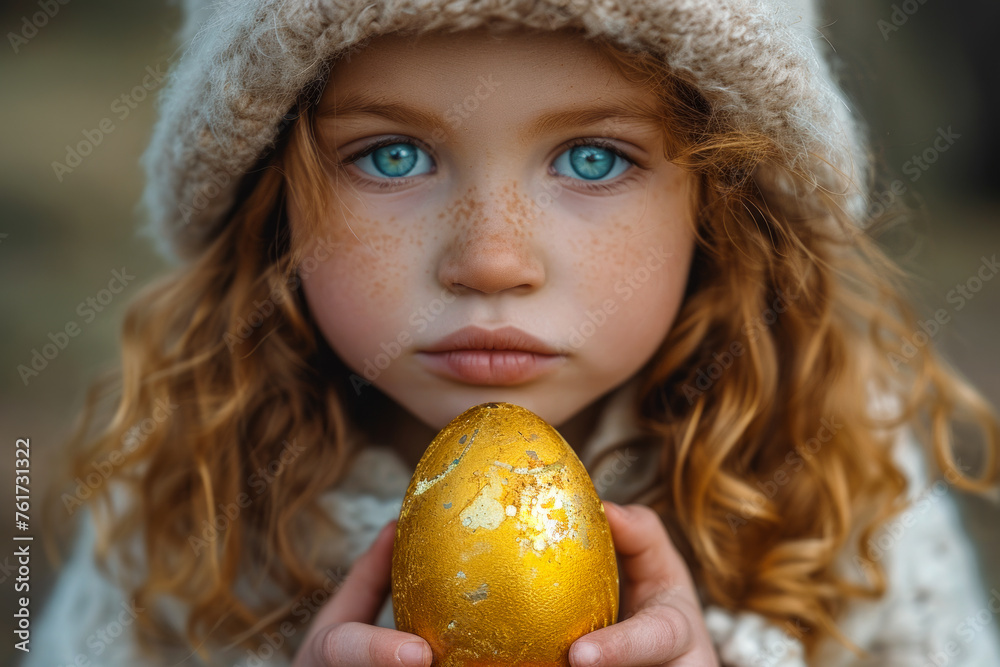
[{"xmin": 315, "ymin": 91, "xmax": 665, "ymax": 141}]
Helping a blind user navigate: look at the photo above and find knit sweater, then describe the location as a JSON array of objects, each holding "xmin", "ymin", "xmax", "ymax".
[{"xmin": 23, "ymin": 376, "xmax": 1000, "ymax": 666}]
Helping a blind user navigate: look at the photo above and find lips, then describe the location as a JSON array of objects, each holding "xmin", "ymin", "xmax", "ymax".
[
  {"xmin": 417, "ymin": 325, "xmax": 566, "ymax": 385},
  {"xmin": 420, "ymin": 325, "xmax": 562, "ymax": 355}
]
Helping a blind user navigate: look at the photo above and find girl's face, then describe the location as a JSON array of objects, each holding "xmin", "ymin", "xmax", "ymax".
[{"xmin": 291, "ymin": 28, "xmax": 696, "ymax": 434}]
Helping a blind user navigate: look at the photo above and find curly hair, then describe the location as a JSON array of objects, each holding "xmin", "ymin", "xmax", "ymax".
[{"xmin": 40, "ymin": 29, "xmax": 999, "ymax": 664}]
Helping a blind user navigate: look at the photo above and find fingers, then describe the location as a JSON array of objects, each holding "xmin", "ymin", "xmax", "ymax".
[
  {"xmin": 292, "ymin": 520, "xmax": 433, "ymax": 666},
  {"xmin": 582, "ymin": 502, "xmax": 719, "ymax": 666},
  {"xmin": 315, "ymin": 521, "xmax": 397, "ymax": 627},
  {"xmin": 303, "ymin": 622, "xmax": 432, "ymax": 667},
  {"xmin": 569, "ymin": 603, "xmax": 695, "ymax": 667},
  {"xmin": 603, "ymin": 501, "xmax": 695, "ymax": 594}
]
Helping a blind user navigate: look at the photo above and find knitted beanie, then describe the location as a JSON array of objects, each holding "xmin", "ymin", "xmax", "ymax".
[{"xmin": 137, "ymin": 0, "xmax": 868, "ymax": 265}]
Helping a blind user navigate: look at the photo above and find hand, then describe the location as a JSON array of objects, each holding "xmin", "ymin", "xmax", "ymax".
[
  {"xmin": 569, "ymin": 501, "xmax": 720, "ymax": 666},
  {"xmin": 292, "ymin": 520, "xmax": 432, "ymax": 667}
]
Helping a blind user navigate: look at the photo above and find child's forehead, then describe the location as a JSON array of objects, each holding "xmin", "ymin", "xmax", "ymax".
[
  {"xmin": 319, "ymin": 29, "xmax": 664, "ymax": 133},
  {"xmin": 327, "ymin": 26, "xmax": 622, "ymax": 81}
]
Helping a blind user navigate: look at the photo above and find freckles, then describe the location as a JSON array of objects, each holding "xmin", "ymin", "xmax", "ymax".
[
  {"xmin": 498, "ymin": 180, "xmax": 534, "ymax": 241},
  {"xmin": 326, "ymin": 213, "xmax": 414, "ymax": 304},
  {"xmin": 439, "ymin": 187, "xmax": 480, "ymax": 235},
  {"xmin": 441, "ymin": 181, "xmax": 536, "ymax": 253},
  {"xmin": 572, "ymin": 217, "xmax": 640, "ymax": 291}
]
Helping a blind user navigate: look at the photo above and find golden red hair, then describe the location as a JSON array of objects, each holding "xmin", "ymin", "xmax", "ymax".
[{"xmin": 41, "ymin": 30, "xmax": 999, "ymax": 662}]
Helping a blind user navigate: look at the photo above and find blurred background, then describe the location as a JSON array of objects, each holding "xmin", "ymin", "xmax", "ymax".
[{"xmin": 1, "ymin": 0, "xmax": 997, "ymax": 664}]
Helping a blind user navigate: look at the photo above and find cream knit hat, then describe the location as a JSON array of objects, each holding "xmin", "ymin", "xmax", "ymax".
[{"xmin": 138, "ymin": 0, "xmax": 868, "ymax": 265}]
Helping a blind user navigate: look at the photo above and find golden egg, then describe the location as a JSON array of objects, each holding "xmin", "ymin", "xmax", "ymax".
[{"xmin": 391, "ymin": 401, "xmax": 619, "ymax": 666}]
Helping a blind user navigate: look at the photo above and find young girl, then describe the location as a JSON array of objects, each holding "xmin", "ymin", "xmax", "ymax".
[{"xmin": 29, "ymin": 0, "xmax": 1000, "ymax": 665}]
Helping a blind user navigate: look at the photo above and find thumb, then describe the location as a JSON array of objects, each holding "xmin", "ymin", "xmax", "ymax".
[
  {"xmin": 310, "ymin": 519, "xmax": 398, "ymax": 627},
  {"xmin": 603, "ymin": 501, "xmax": 695, "ymax": 593}
]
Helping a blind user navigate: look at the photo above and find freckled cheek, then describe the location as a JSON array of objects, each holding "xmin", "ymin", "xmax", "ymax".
[
  {"xmin": 566, "ymin": 222, "xmax": 690, "ymax": 313},
  {"xmin": 564, "ymin": 200, "xmax": 694, "ymax": 354},
  {"xmin": 300, "ymin": 246, "xmax": 415, "ymax": 359},
  {"xmin": 310, "ymin": 206, "xmax": 424, "ymax": 304}
]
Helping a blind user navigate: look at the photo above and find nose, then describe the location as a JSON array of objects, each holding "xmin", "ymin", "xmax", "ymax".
[{"xmin": 437, "ymin": 186, "xmax": 546, "ymax": 295}]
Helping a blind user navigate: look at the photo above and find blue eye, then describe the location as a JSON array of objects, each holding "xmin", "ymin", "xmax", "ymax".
[
  {"xmin": 345, "ymin": 137, "xmax": 636, "ymax": 190},
  {"xmin": 553, "ymin": 144, "xmax": 632, "ymax": 181},
  {"xmin": 354, "ymin": 141, "xmax": 434, "ymax": 178}
]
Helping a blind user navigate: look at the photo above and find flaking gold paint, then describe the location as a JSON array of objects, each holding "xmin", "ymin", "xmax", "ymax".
[{"xmin": 392, "ymin": 402, "xmax": 619, "ymax": 666}]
